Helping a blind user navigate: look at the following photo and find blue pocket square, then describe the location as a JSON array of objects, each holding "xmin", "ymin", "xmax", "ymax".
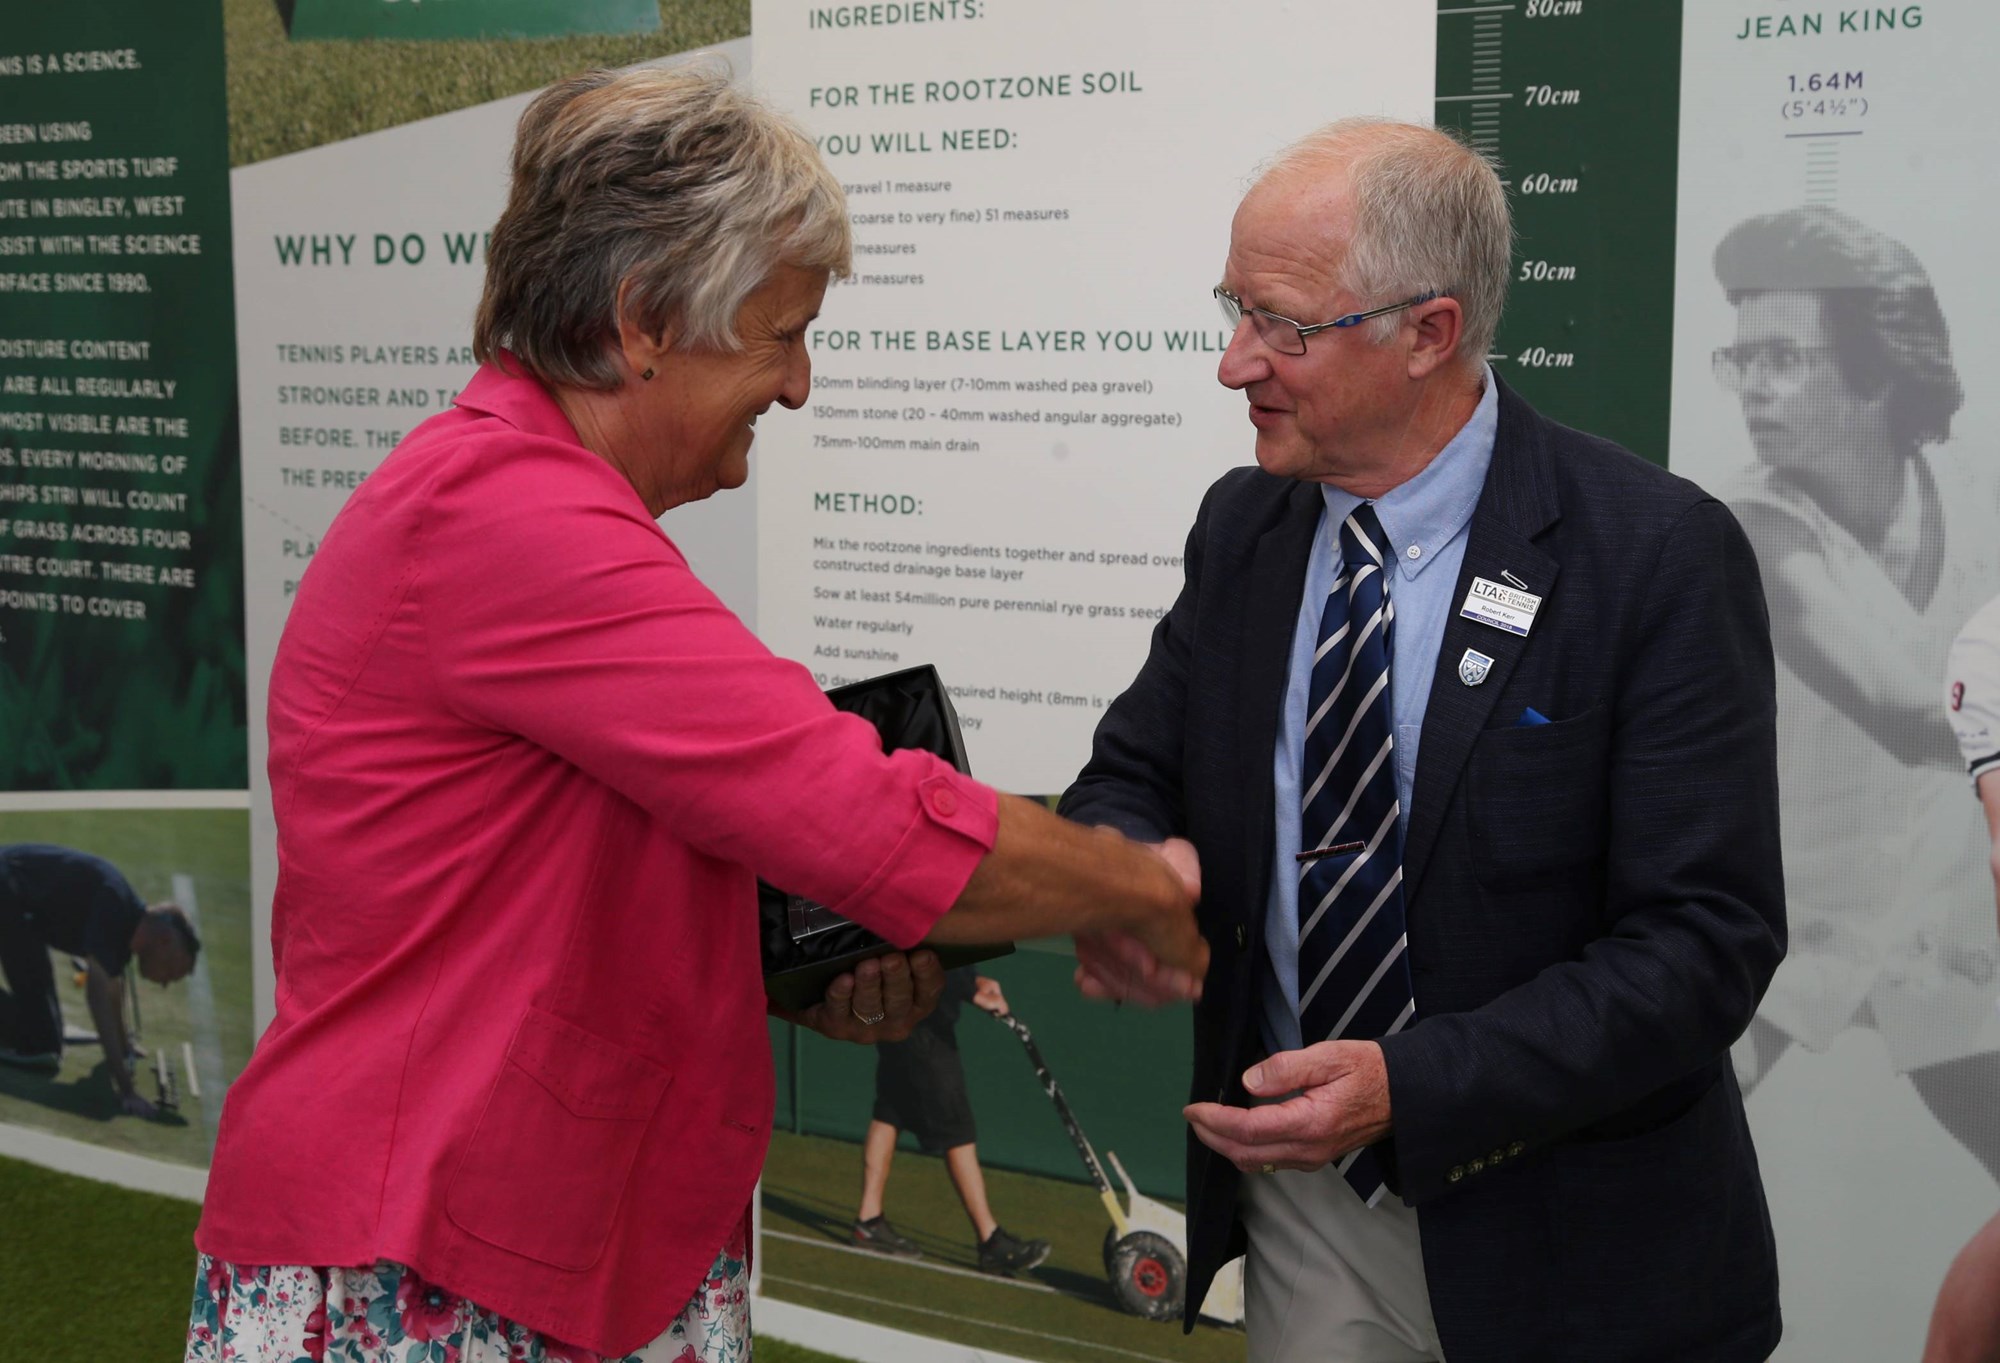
[{"xmin": 1516, "ymin": 707, "xmax": 1551, "ymax": 727}]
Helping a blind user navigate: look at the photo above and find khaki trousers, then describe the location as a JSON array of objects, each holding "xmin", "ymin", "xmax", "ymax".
[{"xmin": 1240, "ymin": 1163, "xmax": 1445, "ymax": 1363}]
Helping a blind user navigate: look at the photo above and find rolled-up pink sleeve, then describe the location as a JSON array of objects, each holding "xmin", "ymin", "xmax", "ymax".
[{"xmin": 417, "ymin": 434, "xmax": 996, "ymax": 947}]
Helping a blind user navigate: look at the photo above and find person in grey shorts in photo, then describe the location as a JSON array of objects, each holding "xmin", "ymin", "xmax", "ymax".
[{"xmin": 853, "ymin": 965, "xmax": 1050, "ymax": 1275}]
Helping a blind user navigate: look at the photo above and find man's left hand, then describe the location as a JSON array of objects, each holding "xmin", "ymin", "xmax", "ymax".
[
  {"xmin": 785, "ymin": 950, "xmax": 945, "ymax": 1044},
  {"xmin": 1183, "ymin": 1040, "xmax": 1392, "ymax": 1173}
]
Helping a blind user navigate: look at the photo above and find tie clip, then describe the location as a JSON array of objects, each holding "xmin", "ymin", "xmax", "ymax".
[{"xmin": 1296, "ymin": 840, "xmax": 1366, "ymax": 863}]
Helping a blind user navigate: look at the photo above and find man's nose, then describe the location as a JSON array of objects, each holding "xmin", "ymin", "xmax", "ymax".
[{"xmin": 1217, "ymin": 316, "xmax": 1270, "ymax": 390}]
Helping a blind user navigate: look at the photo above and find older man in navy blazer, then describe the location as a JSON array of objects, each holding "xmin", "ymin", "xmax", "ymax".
[{"xmin": 1061, "ymin": 119, "xmax": 1786, "ymax": 1362}]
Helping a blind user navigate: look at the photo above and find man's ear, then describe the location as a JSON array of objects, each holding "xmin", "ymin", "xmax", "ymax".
[
  {"xmin": 1405, "ymin": 296, "xmax": 1466, "ymax": 381},
  {"xmin": 613, "ymin": 277, "xmax": 674, "ymax": 382}
]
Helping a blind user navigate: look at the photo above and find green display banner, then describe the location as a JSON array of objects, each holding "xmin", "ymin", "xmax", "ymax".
[
  {"xmin": 0, "ymin": 0, "xmax": 245, "ymax": 789},
  {"xmin": 280, "ymin": 0, "xmax": 662, "ymax": 43},
  {"xmin": 1435, "ymin": 0, "xmax": 1683, "ymax": 464}
]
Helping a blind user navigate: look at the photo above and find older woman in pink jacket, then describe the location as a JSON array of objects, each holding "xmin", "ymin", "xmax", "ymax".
[{"xmin": 189, "ymin": 65, "xmax": 1204, "ymax": 1363}]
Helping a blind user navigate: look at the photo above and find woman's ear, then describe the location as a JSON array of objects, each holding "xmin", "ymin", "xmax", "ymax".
[{"xmin": 613, "ymin": 278, "xmax": 673, "ymax": 384}]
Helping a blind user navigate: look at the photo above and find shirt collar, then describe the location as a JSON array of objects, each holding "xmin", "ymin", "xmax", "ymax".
[
  {"xmin": 1319, "ymin": 366, "xmax": 1499, "ymax": 582},
  {"xmin": 453, "ymin": 355, "xmax": 584, "ymax": 445}
]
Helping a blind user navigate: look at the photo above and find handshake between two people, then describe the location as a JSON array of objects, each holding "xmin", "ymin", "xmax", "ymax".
[
  {"xmin": 783, "ymin": 795, "xmax": 1385, "ymax": 1177},
  {"xmin": 782, "ymin": 793, "xmax": 1208, "ymax": 1043},
  {"xmin": 1060, "ymin": 827, "xmax": 1391, "ymax": 1179}
]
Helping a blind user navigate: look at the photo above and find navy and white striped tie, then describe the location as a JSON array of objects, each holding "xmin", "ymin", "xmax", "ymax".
[{"xmin": 1296, "ymin": 504, "xmax": 1414, "ymax": 1207}]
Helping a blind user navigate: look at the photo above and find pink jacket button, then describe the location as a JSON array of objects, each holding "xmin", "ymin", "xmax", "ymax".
[{"xmin": 931, "ymin": 787, "xmax": 959, "ymax": 817}]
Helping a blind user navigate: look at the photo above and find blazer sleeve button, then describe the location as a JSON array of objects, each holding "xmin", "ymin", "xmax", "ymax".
[
  {"xmin": 1448, "ymin": 1165, "xmax": 1465, "ymax": 1183},
  {"xmin": 1468, "ymin": 1158, "xmax": 1485, "ymax": 1174},
  {"xmin": 1509, "ymin": 1141, "xmax": 1525, "ymax": 1157}
]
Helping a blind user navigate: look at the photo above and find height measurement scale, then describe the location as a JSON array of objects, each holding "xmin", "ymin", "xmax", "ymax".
[{"xmin": 1434, "ymin": 1, "xmax": 1685, "ymax": 462}]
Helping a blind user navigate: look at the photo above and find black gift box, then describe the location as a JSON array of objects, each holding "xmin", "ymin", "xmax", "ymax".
[{"xmin": 760, "ymin": 665, "xmax": 1012, "ymax": 1012}]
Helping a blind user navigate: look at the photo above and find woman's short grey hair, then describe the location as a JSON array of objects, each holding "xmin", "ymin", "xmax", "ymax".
[
  {"xmin": 1259, "ymin": 119, "xmax": 1512, "ymax": 370},
  {"xmin": 474, "ymin": 62, "xmax": 852, "ymax": 389}
]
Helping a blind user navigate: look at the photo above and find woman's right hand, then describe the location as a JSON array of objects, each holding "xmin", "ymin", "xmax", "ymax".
[
  {"xmin": 923, "ymin": 794, "xmax": 1209, "ymax": 997},
  {"xmin": 1076, "ymin": 835, "xmax": 1206, "ymax": 1005}
]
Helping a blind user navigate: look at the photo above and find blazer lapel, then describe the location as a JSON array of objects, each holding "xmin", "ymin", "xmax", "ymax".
[
  {"xmin": 1402, "ymin": 380, "xmax": 1563, "ymax": 901},
  {"xmin": 1235, "ymin": 481, "xmax": 1323, "ymax": 933}
]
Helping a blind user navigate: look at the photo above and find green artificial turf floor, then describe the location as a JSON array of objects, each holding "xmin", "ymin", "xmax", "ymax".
[
  {"xmin": 0, "ymin": 1154, "xmax": 849, "ymax": 1363},
  {"xmin": 0, "ymin": 1130, "xmax": 1255, "ymax": 1362}
]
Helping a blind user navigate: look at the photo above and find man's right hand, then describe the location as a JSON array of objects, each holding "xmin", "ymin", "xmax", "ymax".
[
  {"xmin": 1149, "ymin": 836, "xmax": 1202, "ymax": 900},
  {"xmin": 927, "ymin": 798, "xmax": 1208, "ymax": 985},
  {"xmin": 1075, "ymin": 836, "xmax": 1207, "ymax": 1005}
]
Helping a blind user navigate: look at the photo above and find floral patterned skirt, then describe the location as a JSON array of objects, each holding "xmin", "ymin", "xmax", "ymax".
[{"xmin": 185, "ymin": 1220, "xmax": 750, "ymax": 1363}]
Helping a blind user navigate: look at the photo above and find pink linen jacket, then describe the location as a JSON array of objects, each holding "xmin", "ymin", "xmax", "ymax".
[{"xmin": 197, "ymin": 362, "xmax": 997, "ymax": 1354}]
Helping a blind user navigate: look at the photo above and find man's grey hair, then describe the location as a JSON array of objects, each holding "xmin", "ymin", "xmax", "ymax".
[
  {"xmin": 474, "ymin": 62, "xmax": 852, "ymax": 390},
  {"xmin": 1259, "ymin": 118, "xmax": 1512, "ymax": 371}
]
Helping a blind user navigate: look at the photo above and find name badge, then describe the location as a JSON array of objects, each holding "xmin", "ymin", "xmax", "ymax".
[{"xmin": 1459, "ymin": 576, "xmax": 1541, "ymax": 637}]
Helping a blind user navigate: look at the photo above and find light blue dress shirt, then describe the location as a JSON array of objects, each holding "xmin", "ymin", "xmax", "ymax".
[{"xmin": 1260, "ymin": 372, "xmax": 1498, "ymax": 1056}]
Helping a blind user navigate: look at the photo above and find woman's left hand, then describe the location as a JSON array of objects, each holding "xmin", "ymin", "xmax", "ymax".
[{"xmin": 789, "ymin": 950, "xmax": 945, "ymax": 1043}]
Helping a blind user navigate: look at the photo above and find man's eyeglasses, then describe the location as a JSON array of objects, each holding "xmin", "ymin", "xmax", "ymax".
[
  {"xmin": 1712, "ymin": 341, "xmax": 1840, "ymax": 395},
  {"xmin": 1214, "ymin": 285, "xmax": 1439, "ymax": 356}
]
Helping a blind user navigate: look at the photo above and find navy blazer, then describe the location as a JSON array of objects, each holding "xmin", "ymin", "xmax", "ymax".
[{"xmin": 1061, "ymin": 380, "xmax": 1786, "ymax": 1362}]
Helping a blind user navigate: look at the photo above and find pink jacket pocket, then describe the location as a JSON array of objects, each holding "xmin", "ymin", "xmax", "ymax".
[{"xmin": 446, "ymin": 1008, "xmax": 672, "ymax": 1270}]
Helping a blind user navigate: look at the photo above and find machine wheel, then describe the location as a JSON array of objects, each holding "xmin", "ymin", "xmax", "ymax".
[{"xmin": 1106, "ymin": 1230, "xmax": 1185, "ymax": 1321}]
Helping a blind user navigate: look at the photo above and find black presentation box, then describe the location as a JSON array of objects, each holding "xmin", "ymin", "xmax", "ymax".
[{"xmin": 760, "ymin": 665, "xmax": 1012, "ymax": 1012}]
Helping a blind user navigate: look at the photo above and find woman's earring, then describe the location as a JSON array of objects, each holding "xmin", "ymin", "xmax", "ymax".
[{"xmin": 641, "ymin": 367, "xmax": 656, "ymax": 381}]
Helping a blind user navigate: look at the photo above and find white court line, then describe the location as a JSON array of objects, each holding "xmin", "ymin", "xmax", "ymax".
[
  {"xmin": 762, "ymin": 1229, "xmax": 1057, "ymax": 1294},
  {"xmin": 755, "ymin": 1296, "xmax": 1045, "ymax": 1363},
  {"xmin": 0, "ymin": 790, "xmax": 249, "ymax": 812},
  {"xmin": 761, "ymin": 1275, "xmax": 1182, "ymax": 1363},
  {"xmin": 0, "ymin": 1123, "xmax": 205, "ymax": 1201},
  {"xmin": 172, "ymin": 874, "xmax": 226, "ymax": 1147}
]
